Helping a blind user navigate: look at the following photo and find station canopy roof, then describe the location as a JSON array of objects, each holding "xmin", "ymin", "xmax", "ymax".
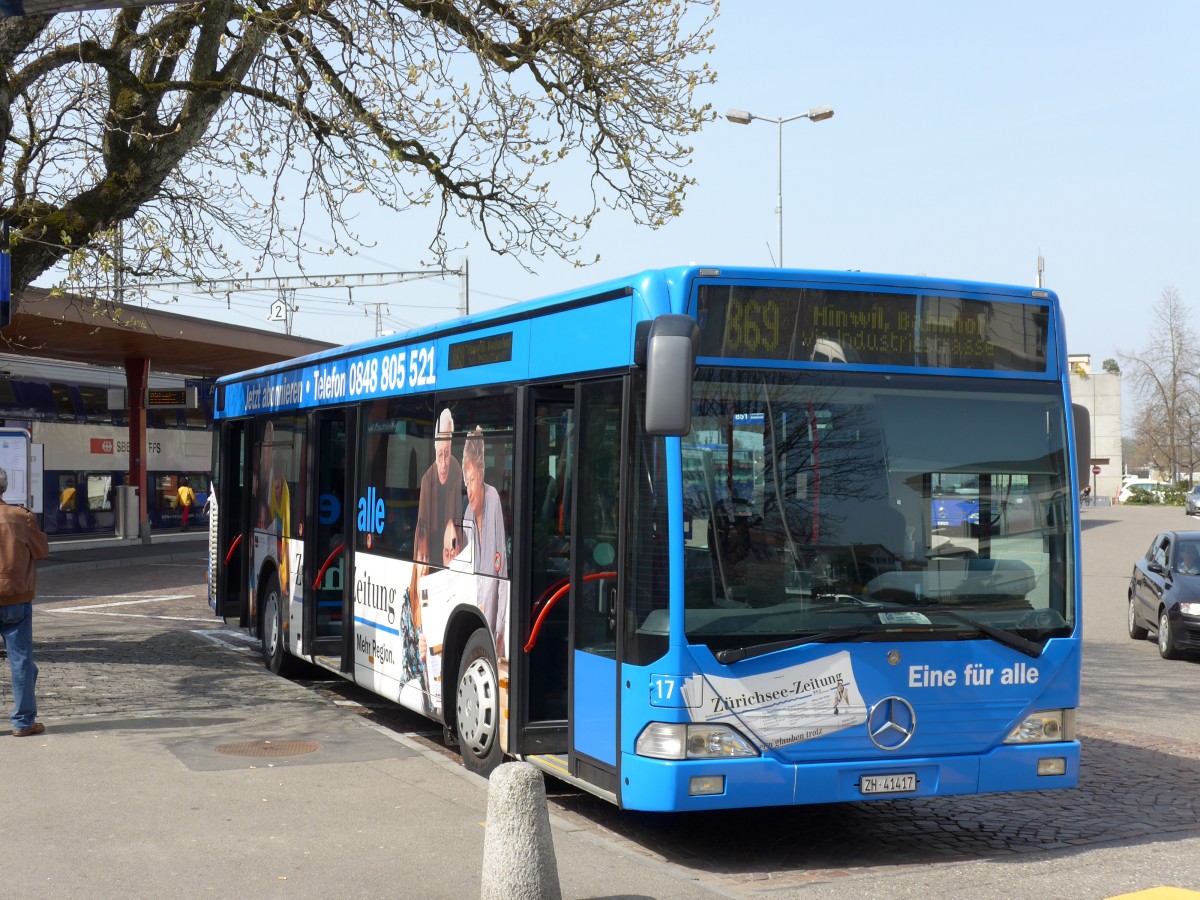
[
  {"xmin": 0, "ymin": 0, "xmax": 174, "ymax": 17},
  {"xmin": 1, "ymin": 287, "xmax": 337, "ymax": 379}
]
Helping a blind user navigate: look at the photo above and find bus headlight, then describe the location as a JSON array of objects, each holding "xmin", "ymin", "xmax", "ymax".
[
  {"xmin": 635, "ymin": 723, "xmax": 759, "ymax": 760},
  {"xmin": 1004, "ymin": 709, "xmax": 1075, "ymax": 744}
]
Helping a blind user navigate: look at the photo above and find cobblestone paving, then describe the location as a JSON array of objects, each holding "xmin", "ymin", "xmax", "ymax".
[
  {"xmin": 20, "ymin": 563, "xmax": 268, "ymax": 723},
  {"xmin": 16, "ymin": 559, "xmax": 1200, "ymax": 893},
  {"xmin": 273, "ymin": 665, "xmax": 1200, "ymax": 893}
]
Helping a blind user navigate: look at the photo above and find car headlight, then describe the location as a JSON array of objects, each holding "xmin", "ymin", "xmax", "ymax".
[
  {"xmin": 1004, "ymin": 709, "xmax": 1075, "ymax": 744},
  {"xmin": 1179, "ymin": 603, "xmax": 1200, "ymax": 616},
  {"xmin": 635, "ymin": 722, "xmax": 759, "ymax": 759}
]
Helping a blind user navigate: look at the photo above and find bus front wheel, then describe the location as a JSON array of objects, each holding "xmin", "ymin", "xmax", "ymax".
[
  {"xmin": 455, "ymin": 629, "xmax": 502, "ymax": 777},
  {"xmin": 261, "ymin": 572, "xmax": 300, "ymax": 677}
]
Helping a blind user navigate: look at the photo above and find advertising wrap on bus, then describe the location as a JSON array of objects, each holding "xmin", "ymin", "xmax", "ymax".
[{"xmin": 210, "ymin": 266, "xmax": 1083, "ymax": 813}]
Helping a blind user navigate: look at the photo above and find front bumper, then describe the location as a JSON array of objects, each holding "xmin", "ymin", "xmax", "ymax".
[{"xmin": 618, "ymin": 742, "xmax": 1080, "ymax": 811}]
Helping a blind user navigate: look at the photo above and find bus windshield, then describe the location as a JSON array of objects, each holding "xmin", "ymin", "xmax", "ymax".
[{"xmin": 679, "ymin": 368, "xmax": 1074, "ymax": 654}]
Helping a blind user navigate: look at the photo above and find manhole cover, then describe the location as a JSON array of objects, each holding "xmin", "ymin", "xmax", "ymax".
[{"xmin": 215, "ymin": 740, "xmax": 321, "ymax": 758}]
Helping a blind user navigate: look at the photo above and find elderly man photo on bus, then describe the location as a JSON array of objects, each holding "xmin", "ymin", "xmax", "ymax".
[
  {"xmin": 416, "ymin": 407, "xmax": 463, "ymax": 570},
  {"xmin": 461, "ymin": 426, "xmax": 509, "ymax": 658},
  {"xmin": 0, "ymin": 467, "xmax": 51, "ymax": 737}
]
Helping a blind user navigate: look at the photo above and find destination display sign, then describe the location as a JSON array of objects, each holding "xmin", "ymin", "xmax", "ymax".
[
  {"xmin": 448, "ymin": 332, "xmax": 513, "ymax": 370},
  {"xmin": 695, "ymin": 285, "xmax": 1049, "ymax": 372}
]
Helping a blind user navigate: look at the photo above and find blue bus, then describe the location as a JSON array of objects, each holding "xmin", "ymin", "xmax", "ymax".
[{"xmin": 208, "ymin": 266, "xmax": 1088, "ymax": 811}]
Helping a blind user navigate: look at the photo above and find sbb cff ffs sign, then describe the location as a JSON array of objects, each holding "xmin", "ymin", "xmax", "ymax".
[{"xmin": 91, "ymin": 438, "xmax": 115, "ymax": 454}]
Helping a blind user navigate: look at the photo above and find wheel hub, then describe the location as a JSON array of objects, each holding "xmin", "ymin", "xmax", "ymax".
[{"xmin": 457, "ymin": 659, "xmax": 497, "ymax": 756}]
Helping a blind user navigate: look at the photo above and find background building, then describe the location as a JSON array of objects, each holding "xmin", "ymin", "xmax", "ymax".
[{"xmin": 1068, "ymin": 354, "xmax": 1123, "ymax": 502}]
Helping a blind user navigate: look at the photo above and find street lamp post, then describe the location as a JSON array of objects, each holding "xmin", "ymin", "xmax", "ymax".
[{"xmin": 725, "ymin": 105, "xmax": 834, "ymax": 267}]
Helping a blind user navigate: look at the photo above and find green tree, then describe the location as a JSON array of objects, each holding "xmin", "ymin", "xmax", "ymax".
[{"xmin": 0, "ymin": 0, "xmax": 717, "ymax": 308}]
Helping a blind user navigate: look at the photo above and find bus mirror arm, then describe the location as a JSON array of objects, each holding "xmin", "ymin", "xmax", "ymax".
[{"xmin": 643, "ymin": 314, "xmax": 699, "ymax": 437}]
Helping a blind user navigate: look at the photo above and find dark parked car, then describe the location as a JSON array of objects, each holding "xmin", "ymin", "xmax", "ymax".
[
  {"xmin": 1186, "ymin": 485, "xmax": 1200, "ymax": 516},
  {"xmin": 1128, "ymin": 531, "xmax": 1200, "ymax": 659}
]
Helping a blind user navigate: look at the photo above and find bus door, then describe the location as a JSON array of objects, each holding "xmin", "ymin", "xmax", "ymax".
[
  {"xmin": 568, "ymin": 380, "xmax": 623, "ymax": 791},
  {"xmin": 519, "ymin": 381, "xmax": 622, "ymax": 795},
  {"xmin": 303, "ymin": 408, "xmax": 353, "ymax": 668},
  {"xmin": 214, "ymin": 420, "xmax": 250, "ymax": 623},
  {"xmin": 518, "ymin": 390, "xmax": 574, "ymax": 754}
]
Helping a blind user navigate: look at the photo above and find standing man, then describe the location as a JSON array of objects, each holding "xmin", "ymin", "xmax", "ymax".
[{"xmin": 0, "ymin": 467, "xmax": 50, "ymax": 737}]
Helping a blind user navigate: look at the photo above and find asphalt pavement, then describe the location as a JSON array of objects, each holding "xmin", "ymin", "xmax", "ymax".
[{"xmin": 3, "ymin": 524, "xmax": 1200, "ymax": 898}]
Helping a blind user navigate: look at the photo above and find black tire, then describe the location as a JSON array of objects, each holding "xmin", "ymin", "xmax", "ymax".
[
  {"xmin": 1127, "ymin": 595, "xmax": 1148, "ymax": 640},
  {"xmin": 261, "ymin": 571, "xmax": 301, "ymax": 676},
  {"xmin": 455, "ymin": 629, "xmax": 503, "ymax": 776},
  {"xmin": 1159, "ymin": 608, "xmax": 1182, "ymax": 660}
]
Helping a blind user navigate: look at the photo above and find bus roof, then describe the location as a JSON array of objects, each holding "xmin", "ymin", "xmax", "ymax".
[{"xmin": 215, "ymin": 265, "xmax": 1058, "ymax": 387}]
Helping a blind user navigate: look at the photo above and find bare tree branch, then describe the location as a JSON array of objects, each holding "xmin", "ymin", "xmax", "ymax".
[
  {"xmin": 0, "ymin": 0, "xmax": 718, "ymax": 316},
  {"xmin": 1119, "ymin": 285, "xmax": 1200, "ymax": 482}
]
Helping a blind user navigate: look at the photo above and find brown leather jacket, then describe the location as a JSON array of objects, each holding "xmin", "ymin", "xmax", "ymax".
[{"xmin": 0, "ymin": 501, "xmax": 49, "ymax": 604}]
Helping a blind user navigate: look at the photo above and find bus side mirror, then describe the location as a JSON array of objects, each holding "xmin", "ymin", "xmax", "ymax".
[
  {"xmin": 1071, "ymin": 403, "xmax": 1091, "ymax": 489},
  {"xmin": 642, "ymin": 314, "xmax": 699, "ymax": 437}
]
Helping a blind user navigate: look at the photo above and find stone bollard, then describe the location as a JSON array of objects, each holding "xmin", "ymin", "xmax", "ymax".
[{"xmin": 480, "ymin": 762, "xmax": 561, "ymax": 900}]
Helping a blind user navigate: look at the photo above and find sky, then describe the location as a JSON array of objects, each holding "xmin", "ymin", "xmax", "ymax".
[{"xmin": 130, "ymin": 2, "xmax": 1200, "ymax": 379}]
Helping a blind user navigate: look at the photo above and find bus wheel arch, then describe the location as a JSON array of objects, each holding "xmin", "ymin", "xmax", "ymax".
[
  {"xmin": 260, "ymin": 565, "xmax": 301, "ymax": 676},
  {"xmin": 438, "ymin": 612, "xmax": 483, "ymax": 731},
  {"xmin": 452, "ymin": 626, "xmax": 503, "ymax": 777}
]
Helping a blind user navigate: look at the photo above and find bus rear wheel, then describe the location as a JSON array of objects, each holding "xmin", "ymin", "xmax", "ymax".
[
  {"xmin": 455, "ymin": 629, "xmax": 502, "ymax": 777},
  {"xmin": 261, "ymin": 572, "xmax": 300, "ymax": 677}
]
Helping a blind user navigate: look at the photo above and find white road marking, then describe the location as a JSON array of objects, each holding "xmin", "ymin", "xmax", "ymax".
[
  {"xmin": 49, "ymin": 595, "xmax": 194, "ymax": 610},
  {"xmin": 192, "ymin": 630, "xmax": 258, "ymax": 652},
  {"xmin": 44, "ymin": 595, "xmax": 210, "ymax": 623}
]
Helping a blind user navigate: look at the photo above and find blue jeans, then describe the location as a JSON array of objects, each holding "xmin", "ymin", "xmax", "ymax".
[{"xmin": 0, "ymin": 602, "xmax": 37, "ymax": 730}]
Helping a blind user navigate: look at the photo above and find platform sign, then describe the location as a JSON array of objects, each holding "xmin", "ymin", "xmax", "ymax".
[
  {"xmin": 0, "ymin": 428, "xmax": 32, "ymax": 507},
  {"xmin": 145, "ymin": 386, "xmax": 199, "ymax": 408}
]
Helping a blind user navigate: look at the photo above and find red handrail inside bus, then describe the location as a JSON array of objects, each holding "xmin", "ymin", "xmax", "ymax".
[
  {"xmin": 524, "ymin": 571, "xmax": 616, "ymax": 653},
  {"xmin": 530, "ymin": 575, "xmax": 568, "ymax": 620},
  {"xmin": 312, "ymin": 542, "xmax": 345, "ymax": 591},
  {"xmin": 223, "ymin": 533, "xmax": 243, "ymax": 566}
]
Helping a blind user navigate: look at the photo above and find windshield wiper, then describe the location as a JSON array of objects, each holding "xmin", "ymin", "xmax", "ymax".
[
  {"xmin": 862, "ymin": 605, "xmax": 1043, "ymax": 658},
  {"xmin": 917, "ymin": 607, "xmax": 1044, "ymax": 658},
  {"xmin": 715, "ymin": 624, "xmax": 900, "ymax": 664},
  {"xmin": 714, "ymin": 606, "xmax": 1045, "ymax": 665}
]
